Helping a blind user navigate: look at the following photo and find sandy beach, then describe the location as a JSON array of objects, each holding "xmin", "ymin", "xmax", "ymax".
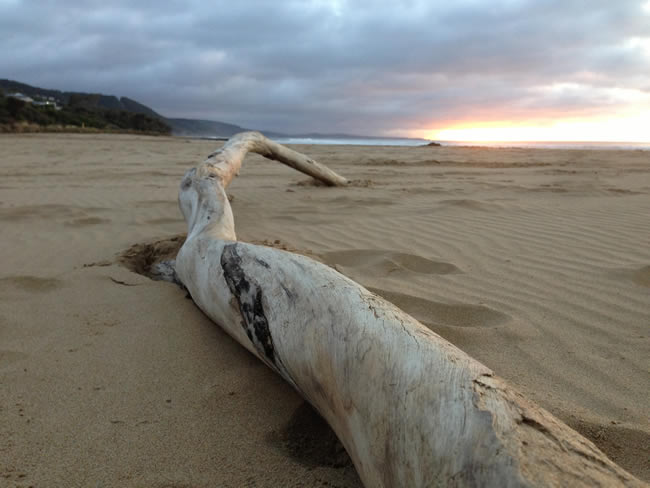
[{"xmin": 1, "ymin": 133, "xmax": 648, "ymax": 486}]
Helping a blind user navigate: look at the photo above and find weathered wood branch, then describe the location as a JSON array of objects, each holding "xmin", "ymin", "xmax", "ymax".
[
  {"xmin": 200, "ymin": 131, "xmax": 348, "ymax": 187},
  {"xmin": 174, "ymin": 133, "xmax": 642, "ymax": 487}
]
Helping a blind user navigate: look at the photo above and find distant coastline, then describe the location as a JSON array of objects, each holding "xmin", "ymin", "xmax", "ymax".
[{"xmin": 201, "ymin": 135, "xmax": 650, "ymax": 150}]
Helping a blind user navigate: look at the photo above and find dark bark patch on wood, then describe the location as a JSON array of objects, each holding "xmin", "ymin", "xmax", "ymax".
[
  {"xmin": 221, "ymin": 243, "xmax": 278, "ymax": 366},
  {"xmin": 280, "ymin": 282, "xmax": 296, "ymax": 304},
  {"xmin": 255, "ymin": 257, "xmax": 271, "ymax": 269}
]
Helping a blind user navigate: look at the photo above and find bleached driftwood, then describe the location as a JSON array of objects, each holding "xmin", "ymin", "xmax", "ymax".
[
  {"xmin": 174, "ymin": 132, "xmax": 641, "ymax": 487},
  {"xmin": 202, "ymin": 131, "xmax": 348, "ymax": 188}
]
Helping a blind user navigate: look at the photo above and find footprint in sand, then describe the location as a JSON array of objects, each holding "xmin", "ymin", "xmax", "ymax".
[
  {"xmin": 321, "ymin": 249, "xmax": 460, "ymax": 279},
  {"xmin": 0, "ymin": 204, "xmax": 77, "ymax": 222},
  {"xmin": 64, "ymin": 216, "xmax": 111, "ymax": 227},
  {"xmin": 368, "ymin": 287, "xmax": 509, "ymax": 331},
  {"xmin": 0, "ymin": 275, "xmax": 62, "ymax": 293}
]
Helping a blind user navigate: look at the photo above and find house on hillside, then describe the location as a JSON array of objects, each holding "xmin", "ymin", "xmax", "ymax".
[
  {"xmin": 33, "ymin": 99, "xmax": 61, "ymax": 110},
  {"xmin": 7, "ymin": 92, "xmax": 34, "ymax": 103},
  {"xmin": 7, "ymin": 92, "xmax": 61, "ymax": 109}
]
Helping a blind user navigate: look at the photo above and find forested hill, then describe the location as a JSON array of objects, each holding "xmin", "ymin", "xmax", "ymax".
[
  {"xmin": 0, "ymin": 79, "xmax": 248, "ymax": 136},
  {"xmin": 0, "ymin": 81, "xmax": 171, "ymax": 134},
  {"xmin": 0, "ymin": 79, "xmax": 165, "ymax": 118}
]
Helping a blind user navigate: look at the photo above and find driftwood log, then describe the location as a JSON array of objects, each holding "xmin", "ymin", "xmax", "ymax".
[{"xmin": 174, "ymin": 132, "xmax": 642, "ymax": 487}]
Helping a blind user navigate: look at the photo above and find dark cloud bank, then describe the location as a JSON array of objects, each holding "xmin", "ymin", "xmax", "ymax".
[{"xmin": 1, "ymin": 0, "xmax": 649, "ymax": 135}]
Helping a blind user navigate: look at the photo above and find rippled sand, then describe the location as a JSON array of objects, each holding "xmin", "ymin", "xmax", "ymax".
[{"xmin": 1, "ymin": 133, "xmax": 648, "ymax": 485}]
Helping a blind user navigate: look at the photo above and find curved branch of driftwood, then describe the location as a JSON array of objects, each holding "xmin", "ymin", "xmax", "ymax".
[
  {"xmin": 200, "ymin": 131, "xmax": 349, "ymax": 187},
  {"xmin": 174, "ymin": 132, "xmax": 641, "ymax": 487}
]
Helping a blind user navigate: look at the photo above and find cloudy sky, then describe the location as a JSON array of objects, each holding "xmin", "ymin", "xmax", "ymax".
[{"xmin": 2, "ymin": 0, "xmax": 650, "ymax": 140}]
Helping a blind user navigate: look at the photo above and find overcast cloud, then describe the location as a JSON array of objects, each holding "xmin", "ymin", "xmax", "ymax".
[{"xmin": 1, "ymin": 0, "xmax": 649, "ymax": 135}]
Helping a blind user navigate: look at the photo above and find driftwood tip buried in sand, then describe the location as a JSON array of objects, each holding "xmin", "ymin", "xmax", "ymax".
[{"xmin": 172, "ymin": 132, "xmax": 643, "ymax": 487}]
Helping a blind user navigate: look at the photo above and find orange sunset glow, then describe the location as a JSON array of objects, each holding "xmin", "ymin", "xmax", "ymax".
[
  {"xmin": 417, "ymin": 79, "xmax": 650, "ymax": 143},
  {"xmin": 421, "ymin": 112, "xmax": 650, "ymax": 143}
]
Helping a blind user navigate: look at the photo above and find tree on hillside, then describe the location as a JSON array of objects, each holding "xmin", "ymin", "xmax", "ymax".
[{"xmin": 6, "ymin": 96, "xmax": 25, "ymax": 117}]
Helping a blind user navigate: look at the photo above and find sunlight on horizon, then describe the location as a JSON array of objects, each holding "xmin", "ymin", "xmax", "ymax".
[{"xmin": 426, "ymin": 113, "xmax": 650, "ymax": 143}]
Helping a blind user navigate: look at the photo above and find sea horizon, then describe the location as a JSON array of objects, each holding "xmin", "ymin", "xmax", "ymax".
[{"xmin": 266, "ymin": 136, "xmax": 650, "ymax": 150}]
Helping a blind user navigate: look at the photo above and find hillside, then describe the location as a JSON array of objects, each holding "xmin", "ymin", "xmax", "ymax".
[
  {"xmin": 0, "ymin": 79, "xmax": 247, "ymax": 137},
  {"xmin": 0, "ymin": 79, "xmax": 69, "ymax": 104},
  {"xmin": 0, "ymin": 80, "xmax": 166, "ymax": 117},
  {"xmin": 0, "ymin": 89, "xmax": 171, "ymax": 134}
]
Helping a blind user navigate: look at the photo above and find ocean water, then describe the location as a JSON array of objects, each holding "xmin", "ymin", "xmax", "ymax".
[
  {"xmin": 272, "ymin": 137, "xmax": 429, "ymax": 147},
  {"xmin": 272, "ymin": 137, "xmax": 650, "ymax": 150}
]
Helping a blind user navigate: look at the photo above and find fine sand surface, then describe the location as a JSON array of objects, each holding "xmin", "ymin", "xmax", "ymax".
[{"xmin": 1, "ymin": 133, "xmax": 648, "ymax": 486}]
